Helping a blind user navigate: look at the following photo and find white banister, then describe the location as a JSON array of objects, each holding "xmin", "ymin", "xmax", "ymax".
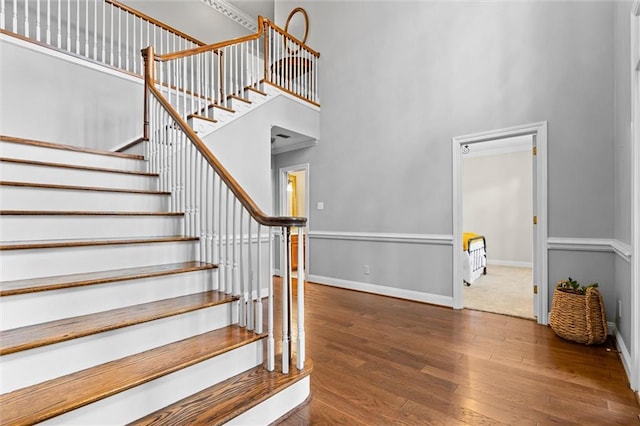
[
  {"xmin": 282, "ymin": 227, "xmax": 290, "ymax": 374},
  {"xmin": 267, "ymin": 227, "xmax": 275, "ymax": 371}
]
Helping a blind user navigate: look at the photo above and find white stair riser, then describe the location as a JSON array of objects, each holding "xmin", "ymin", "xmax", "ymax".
[
  {"xmin": 1, "ymin": 303, "xmax": 236, "ymax": 393},
  {"xmin": 227, "ymin": 98, "xmax": 252, "ymax": 112},
  {"xmin": 1, "ymin": 269, "xmax": 217, "ymax": 329},
  {"xmin": 0, "ymin": 162, "xmax": 158, "ymax": 190},
  {"xmin": 244, "ymin": 90, "xmax": 267, "ymax": 104},
  {"xmin": 0, "ymin": 142, "xmax": 146, "ymax": 171},
  {"xmin": 41, "ymin": 340, "xmax": 264, "ymax": 425},
  {"xmin": 0, "ymin": 186, "xmax": 169, "ymax": 212},
  {"xmin": 0, "ymin": 215, "xmax": 184, "ymax": 240},
  {"xmin": 188, "ymin": 116, "xmax": 219, "ymax": 139},
  {"xmin": 226, "ymin": 376, "xmax": 310, "ymax": 426},
  {"xmin": 119, "ymin": 141, "xmax": 147, "ymax": 157},
  {"xmin": 1, "ymin": 240, "xmax": 198, "ymax": 281},
  {"xmin": 212, "ymin": 109, "xmax": 235, "ymax": 122}
]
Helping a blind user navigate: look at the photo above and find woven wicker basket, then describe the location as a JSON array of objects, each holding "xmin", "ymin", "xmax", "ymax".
[{"xmin": 549, "ymin": 282, "xmax": 607, "ymax": 345}]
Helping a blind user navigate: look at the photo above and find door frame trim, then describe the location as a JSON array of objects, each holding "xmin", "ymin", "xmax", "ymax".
[
  {"xmin": 451, "ymin": 121, "xmax": 548, "ymax": 324},
  {"xmin": 279, "ymin": 163, "xmax": 311, "ymax": 275}
]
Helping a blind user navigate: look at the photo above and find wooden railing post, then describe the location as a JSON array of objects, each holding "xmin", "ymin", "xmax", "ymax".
[
  {"xmin": 262, "ymin": 17, "xmax": 269, "ymax": 86},
  {"xmin": 141, "ymin": 46, "xmax": 154, "ymax": 140}
]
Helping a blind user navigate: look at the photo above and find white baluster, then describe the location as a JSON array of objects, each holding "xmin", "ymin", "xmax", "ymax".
[
  {"xmin": 247, "ymin": 215, "xmax": 253, "ymax": 331},
  {"xmin": 256, "ymin": 224, "xmax": 263, "ymax": 334},
  {"xmin": 267, "ymin": 226, "xmax": 275, "ymax": 371},
  {"xmin": 226, "ymin": 188, "xmax": 232, "ymax": 294},
  {"xmin": 238, "ymin": 205, "xmax": 245, "ymax": 327},
  {"xmin": 101, "ymin": 0, "xmax": 105, "ymax": 62},
  {"xmin": 117, "ymin": 7, "xmax": 121, "ymax": 67},
  {"xmin": 232, "ymin": 197, "xmax": 239, "ymax": 301},
  {"xmin": 35, "ymin": 0, "xmax": 40, "ymax": 41},
  {"xmin": 84, "ymin": 0, "xmax": 88, "ymax": 56},
  {"xmin": 11, "ymin": 0, "xmax": 16, "ymax": 33},
  {"xmin": 93, "ymin": 0, "xmax": 96, "ymax": 59},
  {"xmin": 218, "ymin": 178, "xmax": 225, "ymax": 292},
  {"xmin": 199, "ymin": 157, "xmax": 206, "ymax": 262},
  {"xmin": 282, "ymin": 226, "xmax": 290, "ymax": 374},
  {"xmin": 296, "ymin": 226, "xmax": 305, "ymax": 370},
  {"xmin": 75, "ymin": 0, "xmax": 79, "ymax": 54},
  {"xmin": 109, "ymin": 4, "xmax": 113, "ymax": 64},
  {"xmin": 125, "ymin": 11, "xmax": 129, "ymax": 71},
  {"xmin": 24, "ymin": 0, "xmax": 29, "ymax": 37},
  {"xmin": 0, "ymin": 0, "xmax": 5, "ymax": 30}
]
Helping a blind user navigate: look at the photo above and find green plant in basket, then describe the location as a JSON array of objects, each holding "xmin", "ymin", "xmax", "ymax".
[{"xmin": 557, "ymin": 277, "xmax": 598, "ymax": 295}]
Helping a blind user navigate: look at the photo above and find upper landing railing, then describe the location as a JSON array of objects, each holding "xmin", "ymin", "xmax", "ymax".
[
  {"xmin": 1, "ymin": 1, "xmax": 320, "ymax": 107},
  {"xmin": 1, "ymin": 0, "xmax": 205, "ymax": 76}
]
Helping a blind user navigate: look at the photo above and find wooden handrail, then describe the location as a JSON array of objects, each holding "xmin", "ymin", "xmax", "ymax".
[
  {"xmin": 106, "ymin": 0, "xmax": 206, "ymax": 47},
  {"xmin": 267, "ymin": 19, "xmax": 320, "ymax": 58},
  {"xmin": 154, "ymin": 16, "xmax": 319, "ymax": 62},
  {"xmin": 154, "ymin": 18, "xmax": 266, "ymax": 62},
  {"xmin": 143, "ymin": 47, "xmax": 306, "ymax": 228}
]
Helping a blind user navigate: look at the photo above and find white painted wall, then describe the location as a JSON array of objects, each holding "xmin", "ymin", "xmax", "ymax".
[
  {"xmin": 203, "ymin": 94, "xmax": 319, "ymax": 214},
  {"xmin": 463, "ymin": 149, "xmax": 532, "ymax": 266},
  {"xmin": 1, "ymin": 35, "xmax": 142, "ymax": 150}
]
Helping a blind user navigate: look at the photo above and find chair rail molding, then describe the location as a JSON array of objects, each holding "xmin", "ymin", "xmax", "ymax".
[
  {"xmin": 200, "ymin": 0, "xmax": 258, "ymax": 32},
  {"xmin": 547, "ymin": 237, "xmax": 633, "ymax": 263},
  {"xmin": 307, "ymin": 231, "xmax": 454, "ymax": 245}
]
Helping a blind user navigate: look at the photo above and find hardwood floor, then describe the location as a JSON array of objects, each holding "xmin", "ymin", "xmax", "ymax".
[{"xmin": 276, "ymin": 280, "xmax": 640, "ymax": 425}]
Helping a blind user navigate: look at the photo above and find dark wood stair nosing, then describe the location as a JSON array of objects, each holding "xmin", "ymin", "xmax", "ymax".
[
  {"xmin": 0, "ymin": 327, "xmax": 266, "ymax": 425},
  {"xmin": 227, "ymin": 94, "xmax": 252, "ymax": 104},
  {"xmin": 130, "ymin": 358, "xmax": 313, "ymax": 426},
  {"xmin": 0, "ymin": 157, "xmax": 158, "ymax": 177},
  {"xmin": 0, "ymin": 180, "xmax": 170, "ymax": 195},
  {"xmin": 0, "ymin": 135, "xmax": 144, "ymax": 160},
  {"xmin": 187, "ymin": 113, "xmax": 218, "ymax": 124},
  {"xmin": 0, "ymin": 261, "xmax": 216, "ymax": 296},
  {"xmin": 244, "ymin": 86, "xmax": 267, "ymax": 97},
  {"xmin": 0, "ymin": 289, "xmax": 237, "ymax": 355},
  {"xmin": 0, "ymin": 236, "xmax": 199, "ymax": 251}
]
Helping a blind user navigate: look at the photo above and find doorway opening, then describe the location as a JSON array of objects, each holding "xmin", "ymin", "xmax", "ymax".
[
  {"xmin": 452, "ymin": 122, "xmax": 548, "ymax": 324},
  {"xmin": 461, "ymin": 136, "xmax": 534, "ymax": 319},
  {"xmin": 279, "ymin": 164, "xmax": 309, "ymax": 278}
]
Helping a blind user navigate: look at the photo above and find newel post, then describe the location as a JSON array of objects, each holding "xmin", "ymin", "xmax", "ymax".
[
  {"xmin": 262, "ymin": 17, "xmax": 269, "ymax": 85},
  {"xmin": 141, "ymin": 46, "xmax": 155, "ymax": 141}
]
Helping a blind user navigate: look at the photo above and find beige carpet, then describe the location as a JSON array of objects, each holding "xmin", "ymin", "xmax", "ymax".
[{"xmin": 463, "ymin": 265, "xmax": 535, "ymax": 319}]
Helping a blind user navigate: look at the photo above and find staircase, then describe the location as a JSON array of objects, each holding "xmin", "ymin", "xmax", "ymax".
[{"xmin": 0, "ymin": 136, "xmax": 311, "ymax": 425}]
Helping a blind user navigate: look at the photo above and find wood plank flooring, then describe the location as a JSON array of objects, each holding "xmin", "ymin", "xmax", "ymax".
[{"xmin": 276, "ymin": 280, "xmax": 640, "ymax": 425}]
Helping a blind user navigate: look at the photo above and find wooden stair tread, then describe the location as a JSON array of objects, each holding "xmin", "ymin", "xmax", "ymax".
[
  {"xmin": 187, "ymin": 113, "xmax": 218, "ymax": 124},
  {"xmin": 0, "ymin": 180, "xmax": 170, "ymax": 195},
  {"xmin": 0, "ymin": 157, "xmax": 157, "ymax": 177},
  {"xmin": 244, "ymin": 86, "xmax": 267, "ymax": 97},
  {"xmin": 0, "ymin": 135, "xmax": 144, "ymax": 160},
  {"xmin": 0, "ymin": 290, "xmax": 236, "ymax": 355},
  {"xmin": 0, "ymin": 327, "xmax": 265, "ymax": 425},
  {"xmin": 0, "ymin": 236, "xmax": 198, "ymax": 250},
  {"xmin": 0, "ymin": 261, "xmax": 216, "ymax": 296},
  {"xmin": 0, "ymin": 210, "xmax": 183, "ymax": 216},
  {"xmin": 227, "ymin": 94, "xmax": 252, "ymax": 104},
  {"xmin": 130, "ymin": 358, "xmax": 313, "ymax": 425},
  {"xmin": 208, "ymin": 103, "xmax": 236, "ymax": 114}
]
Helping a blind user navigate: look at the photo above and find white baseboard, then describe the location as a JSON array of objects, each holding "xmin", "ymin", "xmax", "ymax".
[
  {"xmin": 487, "ymin": 259, "xmax": 532, "ymax": 268},
  {"xmin": 615, "ymin": 328, "xmax": 633, "ymax": 387},
  {"xmin": 306, "ymin": 275, "xmax": 453, "ymax": 307}
]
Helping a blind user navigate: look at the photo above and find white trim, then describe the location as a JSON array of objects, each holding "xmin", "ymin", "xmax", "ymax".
[
  {"xmin": 452, "ymin": 122, "xmax": 548, "ymax": 323},
  {"xmin": 200, "ymin": 0, "xmax": 258, "ymax": 32},
  {"xmin": 271, "ymin": 139, "xmax": 318, "ymax": 155},
  {"xmin": 617, "ymin": 328, "xmax": 634, "ymax": 385},
  {"xmin": 487, "ymin": 259, "xmax": 533, "ymax": 268},
  {"xmin": 308, "ymin": 231, "xmax": 453, "ymax": 245},
  {"xmin": 547, "ymin": 237, "xmax": 633, "ymax": 263},
  {"xmin": 631, "ymin": 0, "xmax": 640, "ymax": 392},
  {"xmin": 279, "ymin": 163, "xmax": 310, "ymax": 277},
  {"xmin": 307, "ymin": 275, "xmax": 453, "ymax": 307},
  {"xmin": 0, "ymin": 33, "xmax": 141, "ymax": 84}
]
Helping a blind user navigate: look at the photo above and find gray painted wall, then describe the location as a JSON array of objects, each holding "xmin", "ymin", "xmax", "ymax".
[
  {"xmin": 613, "ymin": 0, "xmax": 634, "ymax": 350},
  {"xmin": 274, "ymin": 1, "xmax": 619, "ymax": 307}
]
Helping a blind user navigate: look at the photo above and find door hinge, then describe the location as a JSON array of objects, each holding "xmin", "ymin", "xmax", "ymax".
[
  {"xmin": 532, "ymin": 146, "xmax": 537, "ymax": 156},
  {"xmin": 533, "ymin": 216, "xmax": 538, "ymax": 225},
  {"xmin": 533, "ymin": 285, "xmax": 538, "ymax": 294}
]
